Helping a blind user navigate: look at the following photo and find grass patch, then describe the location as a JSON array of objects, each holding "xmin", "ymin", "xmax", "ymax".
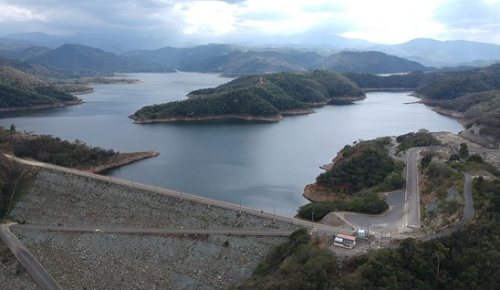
[{"xmin": 298, "ymin": 193, "xmax": 389, "ymax": 221}]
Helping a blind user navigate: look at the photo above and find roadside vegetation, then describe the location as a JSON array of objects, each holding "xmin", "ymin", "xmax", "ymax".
[
  {"xmin": 396, "ymin": 130, "xmax": 441, "ymax": 152},
  {"xmin": 235, "ymin": 229, "xmax": 336, "ymax": 290},
  {"xmin": 297, "ymin": 193, "xmax": 388, "ymax": 221}
]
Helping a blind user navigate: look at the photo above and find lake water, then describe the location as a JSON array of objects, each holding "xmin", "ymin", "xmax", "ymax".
[{"xmin": 0, "ymin": 72, "xmax": 463, "ymax": 216}]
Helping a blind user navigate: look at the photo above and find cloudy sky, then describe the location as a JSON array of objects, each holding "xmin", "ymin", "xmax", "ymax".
[{"xmin": 0, "ymin": 0, "xmax": 499, "ymax": 45}]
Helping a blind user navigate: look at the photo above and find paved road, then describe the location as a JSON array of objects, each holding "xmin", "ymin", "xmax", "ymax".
[
  {"xmin": 5, "ymin": 154, "xmax": 353, "ymax": 236},
  {"xmin": 343, "ymin": 190, "xmax": 405, "ymax": 234},
  {"xmin": 404, "ymin": 147, "xmax": 422, "ymax": 229},
  {"xmin": 0, "ymin": 224, "xmax": 62, "ymax": 290},
  {"xmin": 12, "ymin": 224, "xmax": 294, "ymax": 237}
]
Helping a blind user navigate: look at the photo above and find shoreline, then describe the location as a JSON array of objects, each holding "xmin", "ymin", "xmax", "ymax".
[
  {"xmin": 131, "ymin": 114, "xmax": 285, "ymax": 124},
  {"xmin": 89, "ymin": 151, "xmax": 160, "ymax": 173},
  {"xmin": 0, "ymin": 100, "xmax": 84, "ymax": 113}
]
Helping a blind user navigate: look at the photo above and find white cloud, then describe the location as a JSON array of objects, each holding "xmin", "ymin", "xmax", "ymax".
[{"xmin": 0, "ymin": 1, "xmax": 45, "ymax": 22}]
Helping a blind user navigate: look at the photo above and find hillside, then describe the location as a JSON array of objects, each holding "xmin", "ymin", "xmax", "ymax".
[
  {"xmin": 323, "ymin": 51, "xmax": 428, "ymax": 73},
  {"xmin": 132, "ymin": 70, "xmax": 364, "ymax": 123},
  {"xmin": 27, "ymin": 44, "xmax": 173, "ymax": 73},
  {"xmin": 0, "ymin": 42, "xmax": 428, "ymax": 75},
  {"xmin": 0, "ymin": 66, "xmax": 80, "ymax": 110},
  {"xmin": 416, "ymin": 64, "xmax": 500, "ymax": 100}
]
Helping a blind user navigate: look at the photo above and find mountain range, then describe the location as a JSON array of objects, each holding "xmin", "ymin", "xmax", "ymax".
[
  {"xmin": 0, "ymin": 43, "xmax": 428, "ymax": 75},
  {"xmin": 2, "ymin": 32, "xmax": 500, "ymax": 67}
]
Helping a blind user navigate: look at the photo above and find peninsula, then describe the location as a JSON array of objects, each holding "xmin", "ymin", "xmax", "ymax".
[
  {"xmin": 131, "ymin": 70, "xmax": 365, "ymax": 123},
  {"xmin": 0, "ymin": 66, "xmax": 82, "ymax": 111}
]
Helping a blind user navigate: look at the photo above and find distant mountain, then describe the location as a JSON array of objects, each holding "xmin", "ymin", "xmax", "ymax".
[
  {"xmin": 2, "ymin": 42, "xmax": 428, "ymax": 75},
  {"xmin": 27, "ymin": 44, "xmax": 173, "ymax": 73},
  {"xmin": 381, "ymin": 38, "xmax": 500, "ymax": 67},
  {"xmin": 126, "ymin": 44, "xmax": 422, "ymax": 74},
  {"xmin": 4, "ymin": 32, "xmax": 169, "ymax": 53},
  {"xmin": 322, "ymin": 51, "xmax": 428, "ymax": 73},
  {"xmin": 0, "ymin": 65, "xmax": 79, "ymax": 109}
]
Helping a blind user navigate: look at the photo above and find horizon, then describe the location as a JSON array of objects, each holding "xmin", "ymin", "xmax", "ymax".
[{"xmin": 0, "ymin": 0, "xmax": 499, "ymax": 49}]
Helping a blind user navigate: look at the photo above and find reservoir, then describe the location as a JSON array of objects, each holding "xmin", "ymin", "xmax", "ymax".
[{"xmin": 0, "ymin": 73, "xmax": 463, "ymax": 216}]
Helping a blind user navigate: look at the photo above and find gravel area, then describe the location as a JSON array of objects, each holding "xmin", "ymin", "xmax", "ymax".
[
  {"xmin": 12, "ymin": 228, "xmax": 285, "ymax": 290},
  {"xmin": 0, "ymin": 239, "xmax": 39, "ymax": 290},
  {"xmin": 10, "ymin": 168, "xmax": 298, "ymax": 231}
]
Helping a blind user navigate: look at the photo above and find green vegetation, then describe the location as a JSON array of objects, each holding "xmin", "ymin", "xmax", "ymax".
[
  {"xmin": 416, "ymin": 64, "xmax": 500, "ymax": 100},
  {"xmin": 396, "ymin": 130, "xmax": 441, "ymax": 152},
  {"xmin": 12, "ymin": 135, "xmax": 116, "ymax": 169},
  {"xmin": 316, "ymin": 137, "xmax": 400, "ymax": 194},
  {"xmin": 336, "ymin": 175, "xmax": 500, "ymax": 289},
  {"xmin": 245, "ymin": 162, "xmax": 500, "ymax": 289},
  {"xmin": 0, "ymin": 66, "xmax": 78, "ymax": 109},
  {"xmin": 235, "ymin": 229, "xmax": 336, "ymax": 290},
  {"xmin": 133, "ymin": 70, "xmax": 364, "ymax": 121},
  {"xmin": 0, "ymin": 127, "xmax": 117, "ymax": 170},
  {"xmin": 298, "ymin": 193, "xmax": 389, "ymax": 221},
  {"xmin": 0, "ymin": 154, "xmax": 23, "ymax": 219},
  {"xmin": 440, "ymin": 91, "xmax": 500, "ymax": 140}
]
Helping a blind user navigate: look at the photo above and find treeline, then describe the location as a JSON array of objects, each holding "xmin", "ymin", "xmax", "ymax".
[
  {"xmin": 0, "ymin": 128, "xmax": 117, "ymax": 169},
  {"xmin": 133, "ymin": 70, "xmax": 364, "ymax": 121},
  {"xmin": 344, "ymin": 63, "xmax": 500, "ymax": 100}
]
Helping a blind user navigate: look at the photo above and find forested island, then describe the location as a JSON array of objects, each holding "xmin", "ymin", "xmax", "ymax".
[{"xmin": 132, "ymin": 70, "xmax": 365, "ymax": 123}]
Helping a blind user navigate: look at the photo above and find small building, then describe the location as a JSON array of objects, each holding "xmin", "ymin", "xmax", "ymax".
[
  {"xmin": 333, "ymin": 233, "xmax": 357, "ymax": 249},
  {"xmin": 356, "ymin": 229, "xmax": 368, "ymax": 239}
]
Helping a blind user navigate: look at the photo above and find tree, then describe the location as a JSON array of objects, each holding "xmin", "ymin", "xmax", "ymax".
[
  {"xmin": 9, "ymin": 123, "xmax": 15, "ymax": 133},
  {"xmin": 459, "ymin": 143, "xmax": 469, "ymax": 160},
  {"xmin": 449, "ymin": 154, "xmax": 460, "ymax": 161}
]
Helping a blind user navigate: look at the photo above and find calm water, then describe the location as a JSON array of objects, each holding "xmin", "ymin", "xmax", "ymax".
[{"xmin": 0, "ymin": 73, "xmax": 463, "ymax": 216}]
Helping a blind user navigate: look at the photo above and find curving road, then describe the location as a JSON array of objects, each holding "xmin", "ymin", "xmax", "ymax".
[{"xmin": 0, "ymin": 223, "xmax": 62, "ymax": 290}]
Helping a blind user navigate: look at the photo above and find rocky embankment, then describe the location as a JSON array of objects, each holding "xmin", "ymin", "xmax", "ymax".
[{"xmin": 7, "ymin": 167, "xmax": 298, "ymax": 288}]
